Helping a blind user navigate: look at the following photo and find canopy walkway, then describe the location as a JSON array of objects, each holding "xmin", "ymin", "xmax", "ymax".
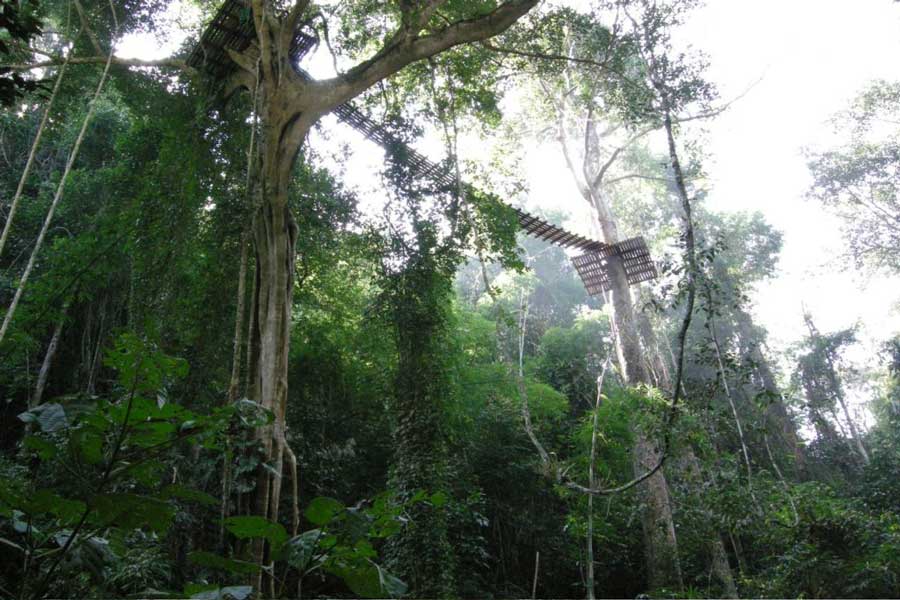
[{"xmin": 187, "ymin": 0, "xmax": 657, "ymax": 295}]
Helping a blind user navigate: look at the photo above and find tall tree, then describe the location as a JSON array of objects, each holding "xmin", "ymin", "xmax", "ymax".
[
  {"xmin": 218, "ymin": 4, "xmax": 546, "ymax": 576},
  {"xmin": 798, "ymin": 313, "xmax": 870, "ymax": 467},
  {"xmin": 806, "ymin": 80, "xmax": 900, "ymax": 273},
  {"xmin": 506, "ymin": 1, "xmax": 719, "ymax": 589},
  {"xmin": 5, "ymin": 3, "xmax": 545, "ymax": 567}
]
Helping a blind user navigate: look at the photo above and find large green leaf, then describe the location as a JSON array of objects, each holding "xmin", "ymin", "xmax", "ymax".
[
  {"xmin": 28, "ymin": 489, "xmax": 86, "ymax": 525},
  {"xmin": 304, "ymin": 496, "xmax": 344, "ymax": 526},
  {"xmin": 375, "ymin": 563, "xmax": 408, "ymax": 599},
  {"xmin": 90, "ymin": 494, "xmax": 174, "ymax": 534},
  {"xmin": 283, "ymin": 529, "xmax": 323, "ymax": 572},
  {"xmin": 332, "ymin": 562, "xmax": 408, "ymax": 599},
  {"xmin": 332, "ymin": 563, "xmax": 383, "ymax": 598},
  {"xmin": 429, "ymin": 491, "xmax": 449, "ymax": 508},
  {"xmin": 223, "ymin": 516, "xmax": 287, "ymax": 549},
  {"xmin": 162, "ymin": 485, "xmax": 218, "ymax": 507},
  {"xmin": 70, "ymin": 428, "xmax": 104, "ymax": 464},
  {"xmin": 22, "ymin": 435, "xmax": 57, "ymax": 460}
]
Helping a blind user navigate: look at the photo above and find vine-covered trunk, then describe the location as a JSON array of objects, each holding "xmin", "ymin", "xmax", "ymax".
[
  {"xmin": 33, "ymin": 304, "xmax": 68, "ymax": 408},
  {"xmin": 638, "ymin": 309, "xmax": 737, "ymax": 595},
  {"xmin": 683, "ymin": 451, "xmax": 739, "ymax": 598},
  {"xmin": 385, "ymin": 254, "xmax": 456, "ymax": 598}
]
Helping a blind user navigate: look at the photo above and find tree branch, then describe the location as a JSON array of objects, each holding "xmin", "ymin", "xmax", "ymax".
[
  {"xmin": 317, "ymin": 0, "xmax": 540, "ymax": 110},
  {"xmin": 2, "ymin": 55, "xmax": 191, "ymax": 72},
  {"xmin": 280, "ymin": 0, "xmax": 311, "ymax": 58},
  {"xmin": 72, "ymin": 0, "xmax": 104, "ymax": 55}
]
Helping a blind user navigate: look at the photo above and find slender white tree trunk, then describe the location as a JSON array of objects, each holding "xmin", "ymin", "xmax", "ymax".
[
  {"xmin": 0, "ymin": 39, "xmax": 74, "ymax": 258},
  {"xmin": 0, "ymin": 37, "xmax": 115, "ymax": 344},
  {"xmin": 586, "ymin": 359, "xmax": 610, "ymax": 599},
  {"xmin": 32, "ymin": 303, "xmax": 68, "ymax": 407}
]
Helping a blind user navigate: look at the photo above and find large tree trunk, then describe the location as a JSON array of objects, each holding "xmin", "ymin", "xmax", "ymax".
[
  {"xmin": 802, "ymin": 313, "xmax": 870, "ymax": 466},
  {"xmin": 682, "ymin": 451, "xmax": 739, "ymax": 598},
  {"xmin": 32, "ymin": 304, "xmax": 68, "ymax": 408},
  {"xmin": 605, "ymin": 250, "xmax": 683, "ymax": 592},
  {"xmin": 735, "ymin": 310, "xmax": 806, "ymax": 475},
  {"xmin": 219, "ymin": 2, "xmax": 541, "ymax": 591},
  {"xmin": 244, "ymin": 85, "xmax": 303, "ymax": 590}
]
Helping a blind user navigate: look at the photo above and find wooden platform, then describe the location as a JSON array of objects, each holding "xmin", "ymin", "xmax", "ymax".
[
  {"xmin": 187, "ymin": 0, "xmax": 317, "ymax": 77},
  {"xmin": 572, "ymin": 237, "xmax": 658, "ymax": 295}
]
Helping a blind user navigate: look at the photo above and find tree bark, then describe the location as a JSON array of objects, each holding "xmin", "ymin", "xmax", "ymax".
[
  {"xmin": 638, "ymin": 308, "xmax": 738, "ymax": 596},
  {"xmin": 600, "ymin": 233, "xmax": 682, "ymax": 593},
  {"xmin": 216, "ymin": 2, "xmax": 540, "ymax": 588},
  {"xmin": 705, "ymin": 309, "xmax": 758, "ymax": 509},
  {"xmin": 246, "ymin": 135, "xmax": 298, "ymax": 588},
  {"xmin": 0, "ymin": 52, "xmax": 71, "ymax": 259},
  {"xmin": 32, "ymin": 304, "xmax": 68, "ymax": 408},
  {"xmin": 802, "ymin": 312, "xmax": 869, "ymax": 465},
  {"xmin": 683, "ymin": 451, "xmax": 738, "ymax": 598},
  {"xmin": 384, "ymin": 253, "xmax": 456, "ymax": 598},
  {"xmin": 586, "ymin": 360, "xmax": 611, "ymax": 599}
]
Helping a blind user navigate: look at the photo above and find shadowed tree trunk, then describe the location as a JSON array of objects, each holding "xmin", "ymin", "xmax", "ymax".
[
  {"xmin": 682, "ymin": 451, "xmax": 739, "ymax": 598},
  {"xmin": 800, "ymin": 312, "xmax": 869, "ymax": 466},
  {"xmin": 383, "ymin": 238, "xmax": 456, "ymax": 598},
  {"xmin": 638, "ymin": 311, "xmax": 738, "ymax": 597},
  {"xmin": 32, "ymin": 303, "xmax": 69, "ymax": 408},
  {"xmin": 735, "ymin": 310, "xmax": 806, "ymax": 475}
]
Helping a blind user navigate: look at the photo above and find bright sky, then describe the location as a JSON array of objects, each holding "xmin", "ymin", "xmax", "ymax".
[
  {"xmin": 522, "ymin": 1, "xmax": 900, "ymax": 385},
  {"xmin": 118, "ymin": 1, "xmax": 900, "ymax": 397},
  {"xmin": 679, "ymin": 1, "xmax": 900, "ymax": 365}
]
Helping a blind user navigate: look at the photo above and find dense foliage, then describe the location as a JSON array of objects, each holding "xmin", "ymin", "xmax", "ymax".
[{"xmin": 0, "ymin": 1, "xmax": 898, "ymax": 599}]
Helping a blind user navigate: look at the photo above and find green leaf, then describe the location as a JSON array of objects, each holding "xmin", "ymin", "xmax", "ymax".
[
  {"xmin": 224, "ymin": 516, "xmax": 287, "ymax": 549},
  {"xmin": 332, "ymin": 562, "xmax": 407, "ymax": 599},
  {"xmin": 29, "ymin": 490, "xmax": 86, "ymax": 525},
  {"xmin": 162, "ymin": 485, "xmax": 218, "ymax": 507},
  {"xmin": 0, "ymin": 481, "xmax": 25, "ymax": 515},
  {"xmin": 283, "ymin": 529, "xmax": 322, "ymax": 572},
  {"xmin": 22, "ymin": 435, "xmax": 57, "ymax": 460},
  {"xmin": 70, "ymin": 428, "xmax": 104, "ymax": 464},
  {"xmin": 429, "ymin": 491, "xmax": 448, "ymax": 508},
  {"xmin": 332, "ymin": 563, "xmax": 383, "ymax": 598},
  {"xmin": 125, "ymin": 460, "xmax": 166, "ymax": 487},
  {"xmin": 304, "ymin": 496, "xmax": 343, "ymax": 526},
  {"xmin": 90, "ymin": 494, "xmax": 174, "ymax": 534},
  {"xmin": 375, "ymin": 563, "xmax": 408, "ymax": 598},
  {"xmin": 130, "ymin": 421, "xmax": 177, "ymax": 448},
  {"xmin": 188, "ymin": 551, "xmax": 259, "ymax": 575}
]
